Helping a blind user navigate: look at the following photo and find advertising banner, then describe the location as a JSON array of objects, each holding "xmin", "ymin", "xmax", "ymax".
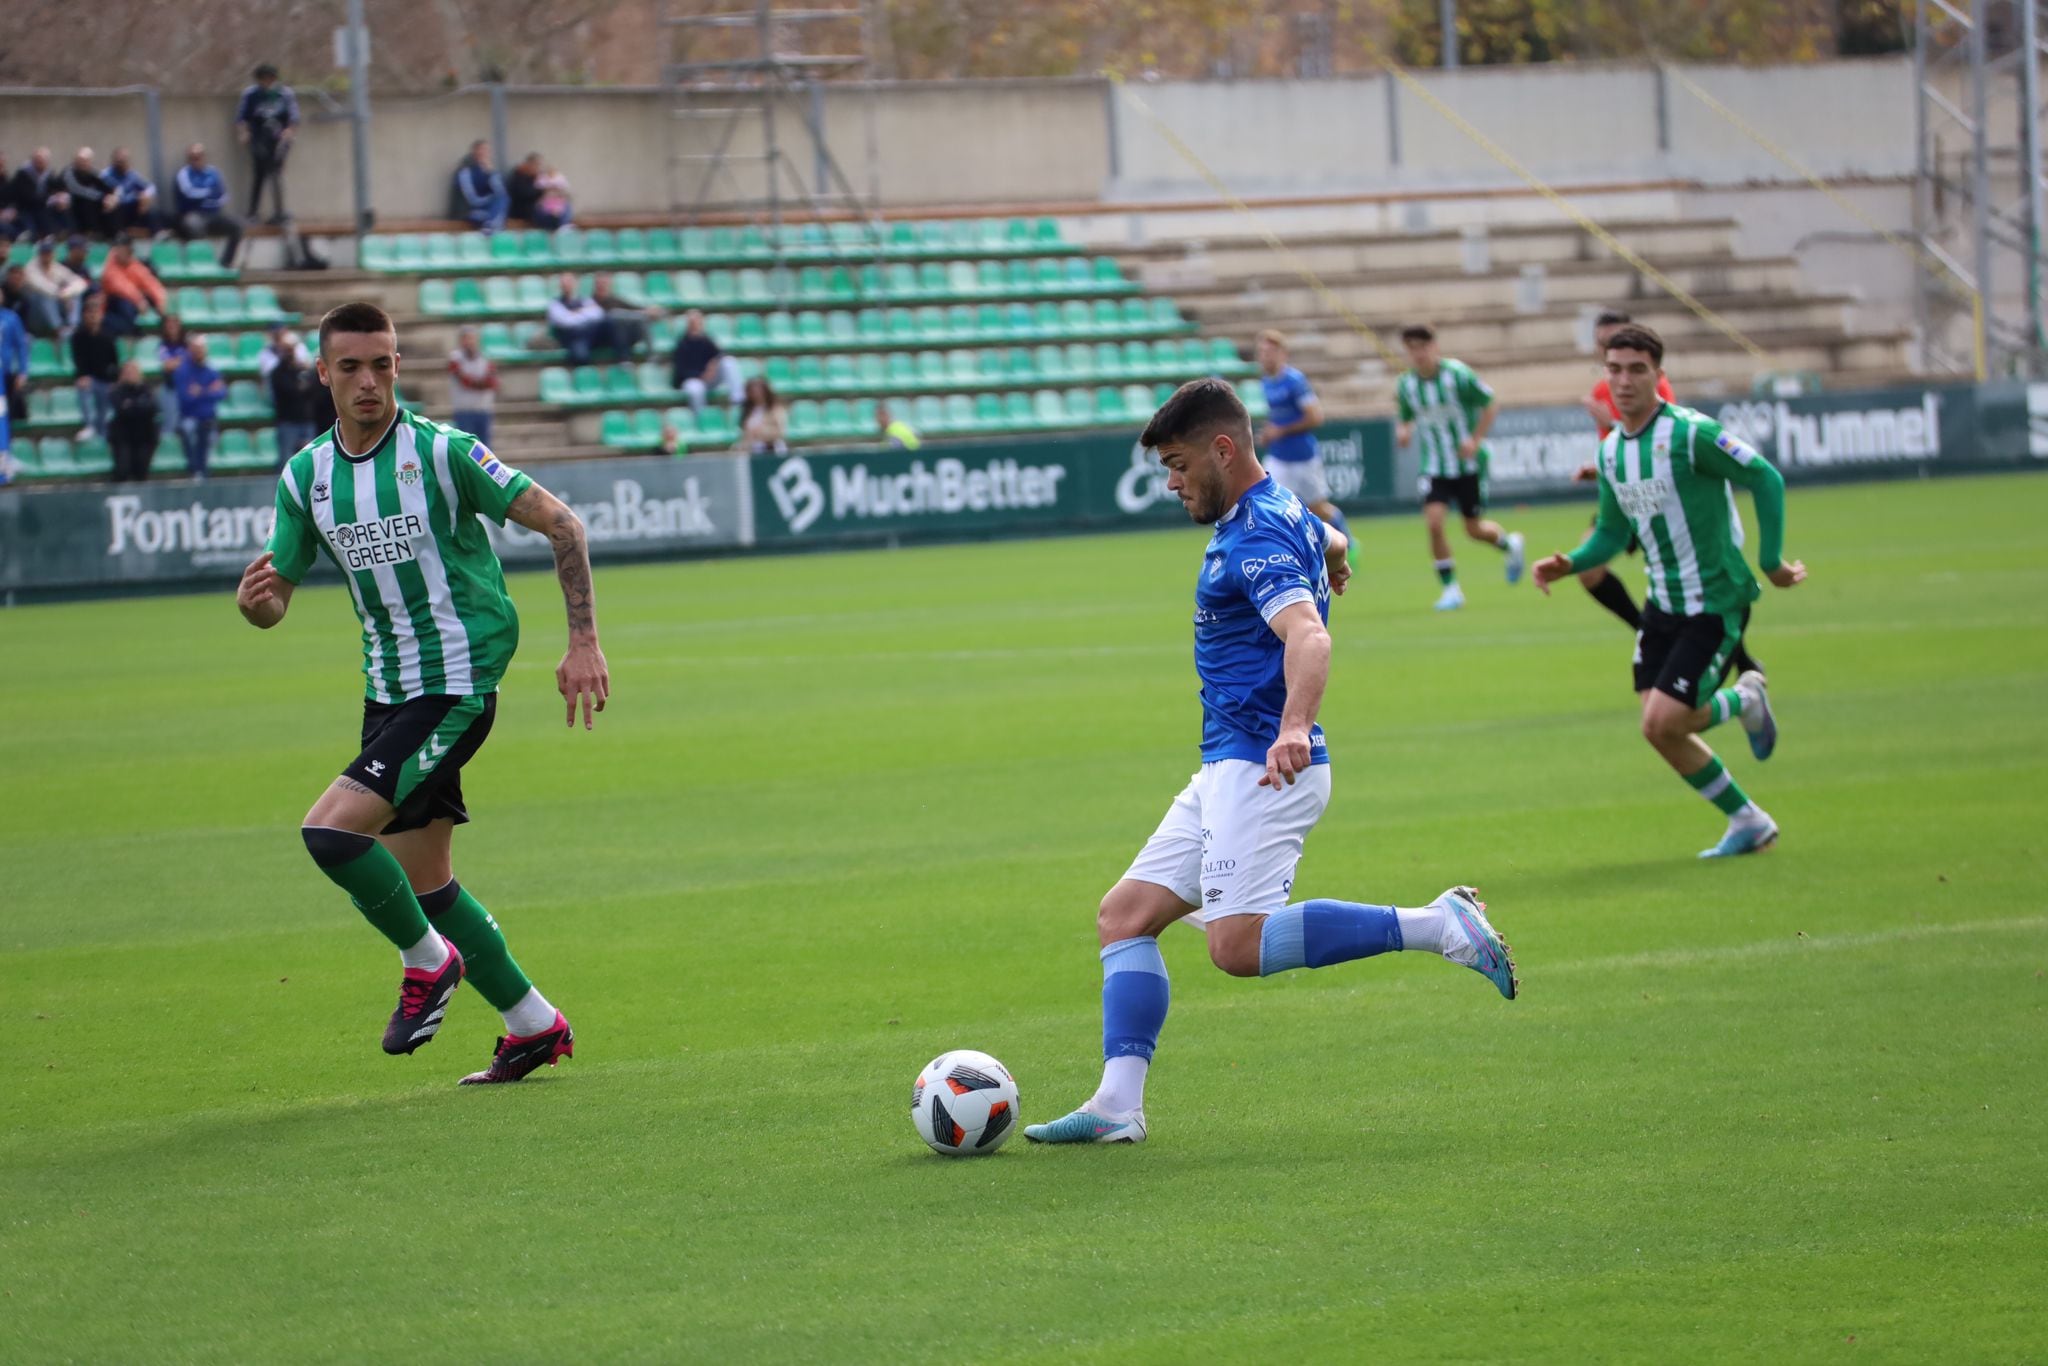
[{"xmin": 0, "ymin": 454, "xmax": 751, "ymax": 593}]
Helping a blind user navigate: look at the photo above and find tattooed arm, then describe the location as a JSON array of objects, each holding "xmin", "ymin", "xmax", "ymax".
[{"xmin": 507, "ymin": 483, "xmax": 610, "ymax": 729}]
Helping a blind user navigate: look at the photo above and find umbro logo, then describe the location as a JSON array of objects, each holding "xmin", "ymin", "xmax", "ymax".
[
  {"xmin": 365, "ymin": 759, "xmax": 386, "ymax": 777},
  {"xmin": 418, "ymin": 735, "xmax": 452, "ymax": 771}
]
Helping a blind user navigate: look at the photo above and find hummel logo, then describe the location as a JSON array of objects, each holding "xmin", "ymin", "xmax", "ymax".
[
  {"xmin": 419, "ymin": 736, "xmax": 452, "ymax": 771},
  {"xmin": 365, "ymin": 760, "xmax": 386, "ymax": 777}
]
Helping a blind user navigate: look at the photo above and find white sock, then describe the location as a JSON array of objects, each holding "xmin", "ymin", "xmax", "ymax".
[
  {"xmin": 400, "ymin": 930, "xmax": 450, "ymax": 972},
  {"xmin": 501, "ymin": 986, "xmax": 559, "ymax": 1037},
  {"xmin": 1089, "ymin": 1056, "xmax": 1149, "ymax": 1116},
  {"xmin": 1395, "ymin": 904, "xmax": 1448, "ymax": 954}
]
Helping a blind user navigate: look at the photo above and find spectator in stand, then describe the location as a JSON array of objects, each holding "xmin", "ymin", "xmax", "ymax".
[
  {"xmin": 107, "ymin": 359, "xmax": 160, "ymax": 482},
  {"xmin": 155, "ymin": 314, "xmax": 191, "ymax": 424},
  {"xmin": 0, "ymin": 301, "xmax": 27, "ymax": 439},
  {"xmin": 452, "ymin": 141, "xmax": 510, "ymax": 235},
  {"xmin": 268, "ymin": 340, "xmax": 320, "ymax": 468},
  {"xmin": 9, "ymin": 148, "xmax": 73, "ymax": 238},
  {"xmin": 174, "ymin": 144, "xmax": 244, "ymax": 268},
  {"xmin": 23, "ymin": 238, "xmax": 88, "ymax": 337},
  {"xmin": 173, "ymin": 335, "xmax": 227, "ymax": 480},
  {"xmin": 0, "ymin": 153, "xmax": 29, "ymax": 242},
  {"xmin": 877, "ymin": 400, "xmax": 921, "ymax": 450},
  {"xmin": 546, "ymin": 272, "xmax": 610, "ymax": 367},
  {"xmin": 103, "ymin": 148, "xmax": 160, "ymax": 236},
  {"xmin": 60, "ymin": 148, "xmax": 115, "ymax": 239},
  {"xmin": 447, "ymin": 325, "xmax": 498, "ymax": 443},
  {"xmin": 735, "ymin": 376, "xmax": 789, "ymax": 455},
  {"xmin": 591, "ymin": 272, "xmax": 655, "ymax": 359},
  {"xmin": 535, "ymin": 162, "xmax": 574, "ymax": 229},
  {"xmin": 235, "ymin": 63, "xmax": 301, "ymax": 222},
  {"xmin": 70, "ymin": 295, "xmax": 121, "ymax": 441},
  {"xmin": 61, "ymin": 236, "xmax": 96, "ymax": 291},
  {"xmin": 670, "ymin": 309, "xmax": 743, "ymax": 417},
  {"xmin": 99, "ymin": 239, "xmax": 168, "ymax": 336},
  {"xmin": 506, "ymin": 153, "xmax": 543, "ymax": 227},
  {"xmin": 2, "ymin": 263, "xmax": 32, "ymax": 324},
  {"xmin": 256, "ymin": 324, "xmax": 311, "ymax": 381}
]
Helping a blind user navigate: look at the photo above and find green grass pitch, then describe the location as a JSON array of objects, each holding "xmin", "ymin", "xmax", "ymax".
[{"xmin": 3, "ymin": 472, "xmax": 2045, "ymax": 1363}]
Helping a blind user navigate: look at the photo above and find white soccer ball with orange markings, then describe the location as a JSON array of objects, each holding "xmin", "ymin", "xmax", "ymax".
[{"xmin": 910, "ymin": 1050, "xmax": 1020, "ymax": 1156}]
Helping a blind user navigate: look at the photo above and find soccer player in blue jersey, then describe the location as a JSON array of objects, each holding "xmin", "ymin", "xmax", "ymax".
[
  {"xmin": 1255, "ymin": 330, "xmax": 1355, "ymax": 566},
  {"xmin": 1026, "ymin": 380, "xmax": 1518, "ymax": 1147}
]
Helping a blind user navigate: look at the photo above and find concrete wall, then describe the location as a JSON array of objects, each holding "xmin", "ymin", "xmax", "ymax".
[{"xmin": 1, "ymin": 57, "xmax": 1917, "ymax": 223}]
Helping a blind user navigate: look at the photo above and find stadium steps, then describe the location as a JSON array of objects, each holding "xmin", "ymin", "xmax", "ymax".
[{"xmin": 1118, "ymin": 218, "xmax": 1744, "ymax": 283}]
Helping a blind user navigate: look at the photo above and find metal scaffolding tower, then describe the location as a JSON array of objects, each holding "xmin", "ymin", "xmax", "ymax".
[
  {"xmin": 1915, "ymin": 0, "xmax": 2048, "ymax": 377},
  {"xmin": 660, "ymin": 0, "xmax": 883, "ymax": 264}
]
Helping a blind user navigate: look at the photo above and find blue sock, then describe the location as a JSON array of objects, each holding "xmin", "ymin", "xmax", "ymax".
[
  {"xmin": 1100, "ymin": 936, "xmax": 1169, "ymax": 1062},
  {"xmin": 1259, "ymin": 900, "xmax": 1403, "ymax": 976}
]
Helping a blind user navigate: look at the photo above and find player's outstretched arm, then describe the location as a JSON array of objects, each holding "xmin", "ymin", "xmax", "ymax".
[
  {"xmin": 507, "ymin": 483, "xmax": 610, "ymax": 730},
  {"xmin": 1536, "ymin": 476, "xmax": 1629, "ymax": 596},
  {"xmin": 1261, "ymin": 600, "xmax": 1330, "ymax": 789},
  {"xmin": 236, "ymin": 551, "xmax": 294, "ymax": 628},
  {"xmin": 1694, "ymin": 425, "xmax": 1804, "ymax": 590}
]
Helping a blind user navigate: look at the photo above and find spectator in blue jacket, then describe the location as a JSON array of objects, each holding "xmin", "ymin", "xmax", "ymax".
[
  {"xmin": 0, "ymin": 301, "xmax": 28, "ymax": 447},
  {"xmin": 235, "ymin": 64, "xmax": 300, "ymax": 222},
  {"xmin": 172, "ymin": 335, "xmax": 227, "ymax": 480},
  {"xmin": 451, "ymin": 141, "xmax": 509, "ymax": 235},
  {"xmin": 173, "ymin": 144, "xmax": 244, "ymax": 268},
  {"xmin": 103, "ymin": 148, "xmax": 160, "ymax": 236}
]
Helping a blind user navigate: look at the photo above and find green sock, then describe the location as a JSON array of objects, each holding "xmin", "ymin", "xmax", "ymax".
[
  {"xmin": 1435, "ymin": 559, "xmax": 1456, "ymax": 586},
  {"xmin": 301, "ymin": 828, "xmax": 431, "ymax": 951},
  {"xmin": 419, "ymin": 880, "xmax": 534, "ymax": 1011},
  {"xmin": 1706, "ymin": 687, "xmax": 1744, "ymax": 728},
  {"xmin": 1682, "ymin": 755, "xmax": 1752, "ymax": 817}
]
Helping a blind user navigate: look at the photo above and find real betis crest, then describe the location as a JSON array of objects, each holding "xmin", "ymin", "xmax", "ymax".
[{"xmin": 397, "ymin": 458, "xmax": 422, "ymax": 486}]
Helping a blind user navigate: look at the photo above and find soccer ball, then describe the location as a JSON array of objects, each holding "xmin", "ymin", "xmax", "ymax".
[{"xmin": 910, "ymin": 1050, "xmax": 1020, "ymax": 1156}]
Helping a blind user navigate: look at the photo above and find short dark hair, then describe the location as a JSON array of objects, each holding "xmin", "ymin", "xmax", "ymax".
[
  {"xmin": 1593, "ymin": 308, "xmax": 1632, "ymax": 329},
  {"xmin": 318, "ymin": 301, "xmax": 396, "ymax": 357},
  {"xmin": 1140, "ymin": 378, "xmax": 1250, "ymax": 450},
  {"xmin": 254, "ymin": 63, "xmax": 278, "ymax": 79},
  {"xmin": 1603, "ymin": 323, "xmax": 1664, "ymax": 367},
  {"xmin": 1399, "ymin": 323, "xmax": 1435, "ymax": 344}
]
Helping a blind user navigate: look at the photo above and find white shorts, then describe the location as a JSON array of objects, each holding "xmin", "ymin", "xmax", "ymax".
[
  {"xmin": 1121, "ymin": 759, "xmax": 1332, "ymax": 927},
  {"xmin": 1267, "ymin": 456, "xmax": 1330, "ymax": 507}
]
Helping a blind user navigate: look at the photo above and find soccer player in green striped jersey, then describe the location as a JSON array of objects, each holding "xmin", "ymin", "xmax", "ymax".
[
  {"xmin": 234, "ymin": 302, "xmax": 611, "ymax": 1082},
  {"xmin": 1533, "ymin": 325, "xmax": 1807, "ymax": 859},
  {"xmin": 1393, "ymin": 325, "xmax": 1525, "ymax": 611}
]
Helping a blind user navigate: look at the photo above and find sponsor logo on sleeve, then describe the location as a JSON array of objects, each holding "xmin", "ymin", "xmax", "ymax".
[
  {"xmin": 1241, "ymin": 557, "xmax": 1267, "ymax": 580},
  {"xmin": 468, "ymin": 442, "xmax": 516, "ymax": 488}
]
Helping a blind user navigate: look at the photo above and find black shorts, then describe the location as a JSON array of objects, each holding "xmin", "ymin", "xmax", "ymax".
[
  {"xmin": 1633, "ymin": 605, "xmax": 1750, "ymax": 704},
  {"xmin": 1424, "ymin": 472, "xmax": 1485, "ymax": 518},
  {"xmin": 344, "ymin": 694, "xmax": 497, "ymax": 835},
  {"xmin": 1588, "ymin": 510, "xmax": 1643, "ymax": 556}
]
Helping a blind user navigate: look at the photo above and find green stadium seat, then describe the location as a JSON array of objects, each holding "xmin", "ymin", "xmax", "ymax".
[
  {"xmin": 419, "ymin": 279, "xmax": 454, "ymax": 315},
  {"xmin": 1152, "ymin": 298, "xmax": 1186, "ymax": 329},
  {"xmin": 1094, "ymin": 342, "xmax": 1126, "ymax": 379},
  {"xmin": 826, "ymin": 267, "xmax": 857, "ymax": 302},
  {"xmin": 223, "ymin": 380, "xmax": 268, "ymax": 419},
  {"xmin": 884, "ymin": 264, "xmax": 917, "ymax": 299},
  {"xmin": 583, "ymin": 228, "xmax": 616, "ymax": 264},
  {"xmin": 639, "ymin": 361, "xmax": 676, "ymax": 397},
  {"xmin": 817, "ymin": 398, "xmax": 852, "ymax": 437},
  {"xmin": 1032, "ymin": 389, "xmax": 1065, "ymax": 427},
  {"xmin": 457, "ymin": 234, "xmax": 491, "ymax": 266},
  {"xmin": 425, "ymin": 236, "xmax": 458, "ymax": 269},
  {"xmin": 516, "ymin": 276, "xmax": 549, "ymax": 311},
  {"xmin": 823, "ymin": 355, "xmax": 855, "ymax": 391},
  {"xmin": 787, "ymin": 399, "xmax": 822, "ymax": 441},
  {"xmin": 793, "ymin": 311, "xmax": 825, "ymax": 343},
  {"xmin": 915, "ymin": 351, "xmax": 946, "ymax": 386},
  {"xmin": 28, "ymin": 338, "xmax": 63, "ymax": 378},
  {"xmin": 736, "ymin": 227, "xmax": 769, "ymax": 261},
  {"xmin": 615, "ymin": 228, "xmax": 647, "ymax": 262},
  {"xmin": 36, "ymin": 436, "xmax": 75, "ymax": 475},
  {"xmin": 1096, "ymin": 387, "xmax": 1131, "ymax": 424},
  {"xmin": 737, "ymin": 269, "xmax": 772, "ymax": 304},
  {"xmin": 733, "ymin": 314, "xmax": 766, "ymax": 347},
  {"xmin": 1032, "ymin": 344, "xmax": 1064, "ymax": 381},
  {"xmin": 943, "ymin": 394, "xmax": 975, "ymax": 432},
  {"xmin": 1093, "ymin": 300, "xmax": 1124, "ymax": 333},
  {"xmin": 598, "ymin": 410, "xmax": 634, "ymax": 447},
  {"xmin": 1063, "ymin": 388, "xmax": 1097, "ymax": 424},
  {"xmin": 603, "ymin": 367, "xmax": 640, "ymax": 399},
  {"xmin": 679, "ymin": 228, "xmax": 712, "ymax": 263},
  {"xmin": 857, "ymin": 353, "xmax": 886, "ymax": 388},
  {"xmin": 947, "ymin": 262, "xmax": 979, "ymax": 297},
  {"xmin": 655, "ymin": 408, "xmax": 690, "ymax": 447},
  {"xmin": 176, "ymin": 286, "xmax": 213, "ymax": 325},
  {"xmin": 673, "ymin": 269, "xmax": 706, "ymax": 304},
  {"xmin": 538, "ymin": 367, "xmax": 574, "ymax": 404},
  {"xmin": 216, "ymin": 427, "xmax": 264, "ymax": 470},
  {"xmin": 885, "ymin": 352, "xmax": 917, "ymax": 387},
  {"xmin": 551, "ymin": 228, "xmax": 586, "ymax": 263},
  {"xmin": 646, "ymin": 228, "xmax": 679, "ymax": 262},
  {"xmin": 973, "ymin": 392, "xmax": 1004, "ymax": 430},
  {"xmin": 704, "ymin": 271, "xmax": 736, "ymax": 305},
  {"xmin": 1004, "ymin": 391, "xmax": 1034, "ymax": 429},
  {"xmin": 1059, "ymin": 300, "xmax": 1091, "ymax": 335},
  {"xmin": 853, "ymin": 309, "xmax": 887, "ymax": 343},
  {"xmin": 571, "ymin": 368, "xmax": 604, "ymax": 401},
  {"xmin": 489, "ymin": 232, "xmax": 523, "ymax": 263},
  {"xmin": 481, "ymin": 277, "xmax": 516, "ymax": 315}
]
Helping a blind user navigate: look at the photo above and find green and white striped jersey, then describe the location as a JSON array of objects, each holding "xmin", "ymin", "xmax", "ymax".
[
  {"xmin": 1592, "ymin": 402, "xmax": 1771, "ymax": 618},
  {"xmin": 267, "ymin": 410, "xmax": 534, "ymax": 703},
  {"xmin": 1395, "ymin": 359, "xmax": 1494, "ymax": 478}
]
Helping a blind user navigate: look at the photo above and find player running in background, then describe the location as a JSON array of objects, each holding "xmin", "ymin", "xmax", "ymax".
[
  {"xmin": 235, "ymin": 301, "xmax": 610, "ymax": 1083},
  {"xmin": 1394, "ymin": 324, "xmax": 1525, "ymax": 610},
  {"xmin": 1254, "ymin": 329, "xmax": 1355, "ymax": 566},
  {"xmin": 1026, "ymin": 379, "xmax": 1517, "ymax": 1147},
  {"xmin": 1532, "ymin": 325, "xmax": 1804, "ymax": 859},
  {"xmin": 1574, "ymin": 308, "xmax": 1765, "ymax": 679}
]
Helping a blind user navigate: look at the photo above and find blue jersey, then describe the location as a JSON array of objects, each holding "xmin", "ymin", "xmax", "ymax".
[
  {"xmin": 1259, "ymin": 367, "xmax": 1318, "ymax": 463},
  {"xmin": 1194, "ymin": 475, "xmax": 1333, "ymax": 765}
]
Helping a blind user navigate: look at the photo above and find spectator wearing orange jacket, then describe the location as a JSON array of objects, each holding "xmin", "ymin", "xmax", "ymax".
[{"xmin": 98, "ymin": 240, "xmax": 167, "ymax": 336}]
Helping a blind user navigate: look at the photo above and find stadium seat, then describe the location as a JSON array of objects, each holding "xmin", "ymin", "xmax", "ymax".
[
  {"xmin": 1003, "ymin": 391, "xmax": 1035, "ymax": 430},
  {"xmin": 944, "ymin": 394, "xmax": 975, "ymax": 432},
  {"xmin": 516, "ymin": 276, "xmax": 550, "ymax": 311},
  {"xmin": 1064, "ymin": 388, "xmax": 1097, "ymax": 424},
  {"xmin": 419, "ymin": 279, "xmax": 454, "ymax": 315},
  {"xmin": 551, "ymin": 228, "xmax": 586, "ymax": 263},
  {"xmin": 615, "ymin": 228, "xmax": 647, "ymax": 262},
  {"xmin": 28, "ymin": 338, "xmax": 63, "ymax": 379},
  {"xmin": 583, "ymin": 228, "xmax": 616, "ymax": 263},
  {"xmin": 425, "ymin": 236, "xmax": 458, "ymax": 268},
  {"xmin": 598, "ymin": 410, "xmax": 635, "ymax": 447},
  {"xmin": 646, "ymin": 228, "xmax": 680, "ymax": 262},
  {"xmin": 456, "ymin": 234, "xmax": 490, "ymax": 266},
  {"xmin": 1033, "ymin": 390, "xmax": 1065, "ymax": 427},
  {"xmin": 538, "ymin": 366, "xmax": 575, "ymax": 404}
]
